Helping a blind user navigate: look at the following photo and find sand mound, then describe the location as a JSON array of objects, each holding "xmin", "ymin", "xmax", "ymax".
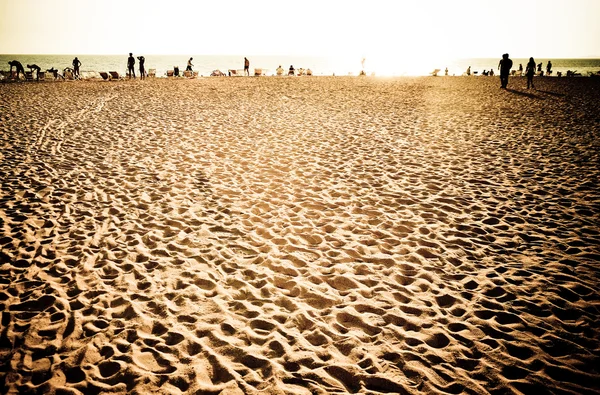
[{"xmin": 1, "ymin": 76, "xmax": 599, "ymax": 394}]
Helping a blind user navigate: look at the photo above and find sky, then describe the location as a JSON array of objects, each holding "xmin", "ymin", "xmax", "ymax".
[{"xmin": 1, "ymin": 0, "xmax": 599, "ymax": 61}]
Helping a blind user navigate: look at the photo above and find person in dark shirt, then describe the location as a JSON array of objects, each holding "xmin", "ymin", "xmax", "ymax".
[
  {"xmin": 498, "ymin": 53, "xmax": 513, "ymax": 89},
  {"xmin": 526, "ymin": 57, "xmax": 536, "ymax": 89},
  {"xmin": 8, "ymin": 60, "xmax": 25, "ymax": 80},
  {"xmin": 138, "ymin": 56, "xmax": 146, "ymax": 80},
  {"xmin": 127, "ymin": 53, "xmax": 136, "ymax": 79},
  {"xmin": 72, "ymin": 57, "xmax": 81, "ymax": 77},
  {"xmin": 244, "ymin": 57, "xmax": 250, "ymax": 76},
  {"xmin": 27, "ymin": 64, "xmax": 41, "ymax": 80}
]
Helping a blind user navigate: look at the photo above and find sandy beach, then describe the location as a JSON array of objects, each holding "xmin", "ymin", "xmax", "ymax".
[{"xmin": 1, "ymin": 76, "xmax": 599, "ymax": 394}]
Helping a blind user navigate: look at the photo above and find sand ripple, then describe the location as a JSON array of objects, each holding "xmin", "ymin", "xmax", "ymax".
[{"xmin": 1, "ymin": 77, "xmax": 599, "ymax": 394}]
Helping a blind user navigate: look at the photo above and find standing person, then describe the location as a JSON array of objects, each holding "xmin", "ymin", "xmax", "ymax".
[
  {"xmin": 526, "ymin": 57, "xmax": 536, "ymax": 89},
  {"xmin": 546, "ymin": 60, "xmax": 552, "ymax": 75},
  {"xmin": 127, "ymin": 53, "xmax": 136, "ymax": 79},
  {"xmin": 72, "ymin": 57, "xmax": 81, "ymax": 78},
  {"xmin": 186, "ymin": 57, "xmax": 193, "ymax": 71},
  {"xmin": 138, "ymin": 55, "xmax": 145, "ymax": 80},
  {"xmin": 8, "ymin": 60, "xmax": 25, "ymax": 80},
  {"xmin": 498, "ymin": 53, "xmax": 513, "ymax": 89},
  {"xmin": 244, "ymin": 57, "xmax": 250, "ymax": 76},
  {"xmin": 466, "ymin": 66, "xmax": 471, "ymax": 76}
]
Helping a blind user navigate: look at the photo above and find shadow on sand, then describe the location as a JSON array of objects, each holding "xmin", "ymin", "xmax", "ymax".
[
  {"xmin": 536, "ymin": 90, "xmax": 566, "ymax": 97},
  {"xmin": 506, "ymin": 88, "xmax": 544, "ymax": 100}
]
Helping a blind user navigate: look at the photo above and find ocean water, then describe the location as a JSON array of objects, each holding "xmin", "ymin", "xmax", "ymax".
[{"xmin": 1, "ymin": 54, "xmax": 599, "ymax": 78}]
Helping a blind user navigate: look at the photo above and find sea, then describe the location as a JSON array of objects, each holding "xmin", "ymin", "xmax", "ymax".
[{"xmin": 1, "ymin": 54, "xmax": 599, "ymax": 78}]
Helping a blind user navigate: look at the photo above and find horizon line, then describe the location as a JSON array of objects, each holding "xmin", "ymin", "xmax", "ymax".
[{"xmin": 2, "ymin": 53, "xmax": 600, "ymax": 59}]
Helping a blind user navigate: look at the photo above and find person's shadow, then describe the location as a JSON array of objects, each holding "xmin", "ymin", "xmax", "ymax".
[
  {"xmin": 506, "ymin": 88, "xmax": 544, "ymax": 100},
  {"xmin": 536, "ymin": 90, "xmax": 566, "ymax": 98}
]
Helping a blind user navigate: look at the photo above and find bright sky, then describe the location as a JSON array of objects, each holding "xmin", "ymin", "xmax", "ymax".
[{"xmin": 1, "ymin": 0, "xmax": 598, "ymax": 60}]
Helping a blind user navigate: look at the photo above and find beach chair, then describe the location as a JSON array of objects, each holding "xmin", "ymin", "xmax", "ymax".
[
  {"xmin": 430, "ymin": 69, "xmax": 441, "ymax": 76},
  {"xmin": 108, "ymin": 71, "xmax": 120, "ymax": 80},
  {"xmin": 166, "ymin": 70, "xmax": 174, "ymax": 77},
  {"xmin": 228, "ymin": 69, "xmax": 240, "ymax": 76},
  {"xmin": 37, "ymin": 71, "xmax": 45, "ymax": 81},
  {"xmin": 99, "ymin": 72, "xmax": 110, "ymax": 81},
  {"xmin": 25, "ymin": 71, "xmax": 34, "ymax": 81},
  {"xmin": 254, "ymin": 68, "xmax": 264, "ymax": 76},
  {"xmin": 64, "ymin": 69, "xmax": 75, "ymax": 80},
  {"xmin": 148, "ymin": 69, "xmax": 156, "ymax": 78}
]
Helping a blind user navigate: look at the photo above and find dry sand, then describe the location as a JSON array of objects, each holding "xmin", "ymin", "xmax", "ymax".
[{"xmin": 0, "ymin": 76, "xmax": 599, "ymax": 395}]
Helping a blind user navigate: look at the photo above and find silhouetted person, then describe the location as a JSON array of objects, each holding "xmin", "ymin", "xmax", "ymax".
[
  {"xmin": 244, "ymin": 57, "xmax": 250, "ymax": 76},
  {"xmin": 466, "ymin": 66, "xmax": 471, "ymax": 76},
  {"xmin": 127, "ymin": 53, "xmax": 135, "ymax": 78},
  {"xmin": 526, "ymin": 57, "xmax": 536, "ymax": 89},
  {"xmin": 444, "ymin": 67, "xmax": 448, "ymax": 76},
  {"xmin": 72, "ymin": 57, "xmax": 81, "ymax": 77},
  {"xmin": 138, "ymin": 56, "xmax": 145, "ymax": 80},
  {"xmin": 489, "ymin": 69, "xmax": 494, "ymax": 76},
  {"xmin": 186, "ymin": 57, "xmax": 193, "ymax": 71},
  {"xmin": 8, "ymin": 60, "xmax": 25, "ymax": 80},
  {"xmin": 518, "ymin": 63, "xmax": 523, "ymax": 73},
  {"xmin": 27, "ymin": 64, "xmax": 41, "ymax": 80},
  {"xmin": 537, "ymin": 63, "xmax": 542, "ymax": 73},
  {"xmin": 288, "ymin": 65, "xmax": 295, "ymax": 76},
  {"xmin": 546, "ymin": 60, "xmax": 552, "ymax": 75},
  {"xmin": 174, "ymin": 66, "xmax": 179, "ymax": 77},
  {"xmin": 498, "ymin": 53, "xmax": 513, "ymax": 88},
  {"xmin": 47, "ymin": 67, "xmax": 59, "ymax": 79}
]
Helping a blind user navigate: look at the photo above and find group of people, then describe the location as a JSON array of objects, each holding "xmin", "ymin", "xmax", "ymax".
[
  {"xmin": 6, "ymin": 56, "xmax": 82, "ymax": 81},
  {"xmin": 274, "ymin": 65, "xmax": 312, "ymax": 76},
  {"xmin": 498, "ymin": 54, "xmax": 553, "ymax": 89}
]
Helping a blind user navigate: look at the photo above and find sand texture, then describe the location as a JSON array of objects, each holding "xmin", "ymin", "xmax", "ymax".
[{"xmin": 1, "ymin": 76, "xmax": 599, "ymax": 394}]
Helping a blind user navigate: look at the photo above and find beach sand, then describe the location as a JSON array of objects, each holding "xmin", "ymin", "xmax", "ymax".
[{"xmin": 1, "ymin": 76, "xmax": 599, "ymax": 394}]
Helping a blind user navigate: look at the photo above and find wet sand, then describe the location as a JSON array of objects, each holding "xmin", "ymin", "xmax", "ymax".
[{"xmin": 1, "ymin": 76, "xmax": 599, "ymax": 394}]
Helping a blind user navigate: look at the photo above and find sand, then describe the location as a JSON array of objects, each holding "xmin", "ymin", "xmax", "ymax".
[{"xmin": 1, "ymin": 75, "xmax": 599, "ymax": 395}]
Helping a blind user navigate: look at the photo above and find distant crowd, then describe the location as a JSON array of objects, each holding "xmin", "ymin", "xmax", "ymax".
[
  {"xmin": 4, "ymin": 53, "xmax": 598, "ymax": 82},
  {"xmin": 3, "ymin": 54, "xmax": 314, "ymax": 81}
]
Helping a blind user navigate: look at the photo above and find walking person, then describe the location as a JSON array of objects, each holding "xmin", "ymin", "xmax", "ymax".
[
  {"xmin": 526, "ymin": 57, "xmax": 536, "ymax": 89},
  {"xmin": 498, "ymin": 53, "xmax": 513, "ymax": 89},
  {"xmin": 72, "ymin": 57, "xmax": 81, "ymax": 78},
  {"xmin": 127, "ymin": 53, "xmax": 136, "ymax": 79},
  {"xmin": 244, "ymin": 57, "xmax": 250, "ymax": 76},
  {"xmin": 186, "ymin": 57, "xmax": 193, "ymax": 71},
  {"xmin": 138, "ymin": 55, "xmax": 145, "ymax": 80},
  {"xmin": 546, "ymin": 60, "xmax": 553, "ymax": 75}
]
